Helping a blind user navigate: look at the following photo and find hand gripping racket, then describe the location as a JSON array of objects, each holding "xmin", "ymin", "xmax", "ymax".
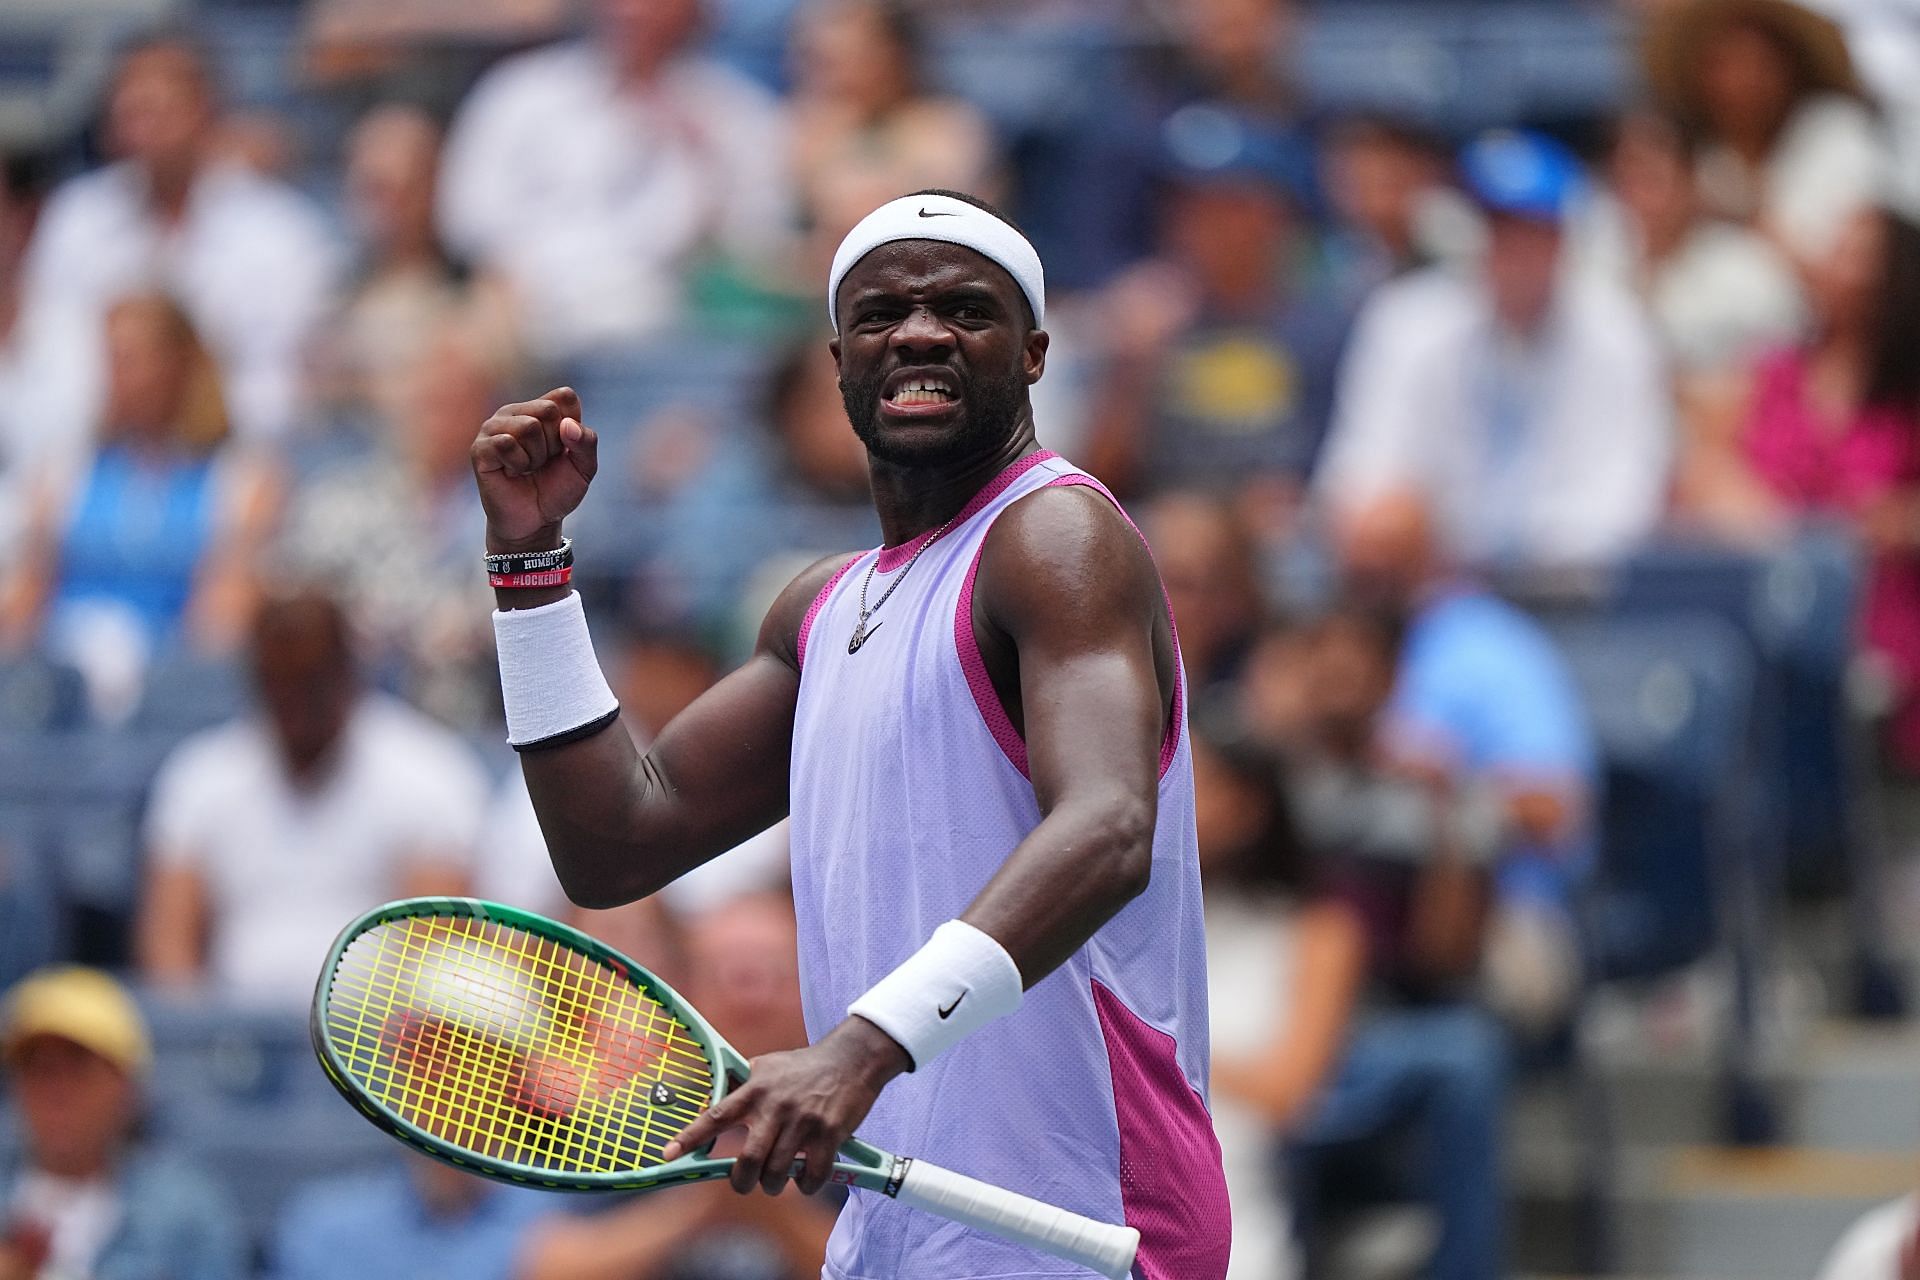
[{"xmin": 311, "ymin": 898, "xmax": 1140, "ymax": 1279}]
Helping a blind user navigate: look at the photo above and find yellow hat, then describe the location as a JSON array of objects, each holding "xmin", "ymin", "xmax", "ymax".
[{"xmin": 0, "ymin": 967, "xmax": 152, "ymax": 1080}]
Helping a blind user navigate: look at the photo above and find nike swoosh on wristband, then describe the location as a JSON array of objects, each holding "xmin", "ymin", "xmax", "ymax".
[
  {"xmin": 918, "ymin": 208, "xmax": 958, "ymax": 218},
  {"xmin": 937, "ymin": 992, "xmax": 965, "ymax": 1019}
]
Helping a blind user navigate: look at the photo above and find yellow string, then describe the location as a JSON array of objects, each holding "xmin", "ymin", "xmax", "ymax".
[{"xmin": 323, "ymin": 914, "xmax": 714, "ymax": 1173}]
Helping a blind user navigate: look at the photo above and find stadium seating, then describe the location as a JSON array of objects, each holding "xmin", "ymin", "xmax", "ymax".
[
  {"xmin": 0, "ymin": 726, "xmax": 179, "ymax": 965},
  {"xmin": 0, "ymin": 810, "xmax": 63, "ymax": 993},
  {"xmin": 139, "ymin": 996, "xmax": 395, "ymax": 1241},
  {"xmin": 1606, "ymin": 534, "xmax": 1903, "ymax": 1016},
  {"xmin": 1544, "ymin": 612, "xmax": 1759, "ymax": 983},
  {"xmin": 133, "ymin": 651, "xmax": 248, "ymax": 733},
  {"xmin": 0, "ymin": 652, "xmax": 89, "ymax": 731}
]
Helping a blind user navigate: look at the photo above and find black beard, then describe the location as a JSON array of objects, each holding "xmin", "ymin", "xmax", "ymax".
[{"xmin": 840, "ymin": 362, "xmax": 1027, "ymax": 468}]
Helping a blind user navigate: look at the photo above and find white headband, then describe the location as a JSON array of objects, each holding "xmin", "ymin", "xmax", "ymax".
[{"xmin": 826, "ymin": 194, "xmax": 1045, "ymax": 333}]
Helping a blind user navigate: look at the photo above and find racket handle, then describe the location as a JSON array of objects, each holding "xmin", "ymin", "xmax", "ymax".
[{"xmin": 892, "ymin": 1158, "xmax": 1139, "ymax": 1280}]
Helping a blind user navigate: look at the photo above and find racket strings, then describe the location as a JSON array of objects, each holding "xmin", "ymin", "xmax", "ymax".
[{"xmin": 323, "ymin": 915, "xmax": 713, "ymax": 1173}]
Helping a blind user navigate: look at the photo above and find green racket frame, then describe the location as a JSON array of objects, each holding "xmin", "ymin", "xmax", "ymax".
[{"xmin": 310, "ymin": 896, "xmax": 903, "ymax": 1195}]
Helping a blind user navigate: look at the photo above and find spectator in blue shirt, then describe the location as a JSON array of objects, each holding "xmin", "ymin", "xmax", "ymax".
[
  {"xmin": 1, "ymin": 966, "xmax": 245, "ymax": 1280},
  {"xmin": 1335, "ymin": 489, "xmax": 1597, "ymax": 1034}
]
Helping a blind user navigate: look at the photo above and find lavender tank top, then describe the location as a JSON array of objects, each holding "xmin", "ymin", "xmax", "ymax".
[{"xmin": 789, "ymin": 451, "xmax": 1229, "ymax": 1280}]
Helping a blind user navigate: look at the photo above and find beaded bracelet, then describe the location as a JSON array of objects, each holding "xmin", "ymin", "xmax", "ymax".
[{"xmin": 482, "ymin": 537, "xmax": 573, "ymax": 576}]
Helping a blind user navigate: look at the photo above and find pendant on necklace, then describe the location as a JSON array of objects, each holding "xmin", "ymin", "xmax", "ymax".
[{"xmin": 848, "ymin": 616, "xmax": 881, "ymax": 654}]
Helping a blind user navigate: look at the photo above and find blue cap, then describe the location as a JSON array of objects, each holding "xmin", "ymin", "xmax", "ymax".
[
  {"xmin": 1160, "ymin": 103, "xmax": 1313, "ymax": 201},
  {"xmin": 1458, "ymin": 129, "xmax": 1583, "ymax": 222}
]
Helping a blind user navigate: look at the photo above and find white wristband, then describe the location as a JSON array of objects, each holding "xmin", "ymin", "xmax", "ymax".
[
  {"xmin": 848, "ymin": 920, "xmax": 1024, "ymax": 1071},
  {"xmin": 492, "ymin": 593, "xmax": 620, "ymax": 750}
]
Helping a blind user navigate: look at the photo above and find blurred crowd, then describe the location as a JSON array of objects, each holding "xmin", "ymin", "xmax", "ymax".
[{"xmin": 4, "ymin": 0, "xmax": 1920, "ymax": 1276}]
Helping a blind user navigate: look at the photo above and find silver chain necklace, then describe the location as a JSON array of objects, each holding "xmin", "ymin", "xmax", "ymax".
[{"xmin": 849, "ymin": 513, "xmax": 959, "ymax": 654}]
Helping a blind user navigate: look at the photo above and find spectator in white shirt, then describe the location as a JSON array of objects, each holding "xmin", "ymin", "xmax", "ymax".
[
  {"xmin": 18, "ymin": 37, "xmax": 342, "ymax": 443},
  {"xmin": 436, "ymin": 0, "xmax": 797, "ymax": 359},
  {"xmin": 1315, "ymin": 130, "xmax": 1671, "ymax": 575},
  {"xmin": 135, "ymin": 589, "xmax": 486, "ymax": 1009}
]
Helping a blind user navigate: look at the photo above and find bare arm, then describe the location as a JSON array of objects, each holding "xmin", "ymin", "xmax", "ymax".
[
  {"xmin": 1212, "ymin": 898, "xmax": 1365, "ymax": 1130},
  {"xmin": 960, "ymin": 483, "xmax": 1174, "ymax": 978},
  {"xmin": 0, "ymin": 474, "xmax": 65, "ymax": 652},
  {"xmin": 512, "ymin": 556, "xmax": 842, "ymax": 908},
  {"xmin": 185, "ymin": 455, "xmax": 281, "ymax": 654},
  {"xmin": 471, "ymin": 385, "xmax": 845, "ymax": 909},
  {"xmin": 136, "ymin": 862, "xmax": 212, "ymax": 986}
]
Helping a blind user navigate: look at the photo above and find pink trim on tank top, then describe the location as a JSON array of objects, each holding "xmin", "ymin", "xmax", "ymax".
[
  {"xmin": 871, "ymin": 450, "xmax": 1059, "ymax": 571},
  {"xmin": 796, "ymin": 554, "xmax": 863, "ymax": 670},
  {"xmin": 1092, "ymin": 980, "xmax": 1230, "ymax": 1280},
  {"xmin": 954, "ymin": 474, "xmax": 1187, "ymax": 779}
]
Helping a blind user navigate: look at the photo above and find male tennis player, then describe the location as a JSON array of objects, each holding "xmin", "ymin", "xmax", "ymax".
[{"xmin": 472, "ymin": 190, "xmax": 1229, "ymax": 1279}]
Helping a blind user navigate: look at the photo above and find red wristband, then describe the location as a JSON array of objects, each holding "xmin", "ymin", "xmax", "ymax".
[{"xmin": 489, "ymin": 566, "xmax": 573, "ymax": 590}]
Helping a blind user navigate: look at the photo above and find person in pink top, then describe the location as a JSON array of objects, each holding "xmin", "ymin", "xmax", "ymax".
[{"xmin": 1680, "ymin": 204, "xmax": 1920, "ymax": 766}]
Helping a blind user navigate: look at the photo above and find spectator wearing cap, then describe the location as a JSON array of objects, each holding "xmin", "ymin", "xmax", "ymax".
[
  {"xmin": 1642, "ymin": 0, "xmax": 1887, "ymax": 268},
  {"xmin": 1, "ymin": 967, "xmax": 245, "ymax": 1280},
  {"xmin": 1316, "ymin": 129, "xmax": 1671, "ymax": 575},
  {"xmin": 1085, "ymin": 105, "xmax": 1353, "ymax": 507},
  {"xmin": 16, "ymin": 37, "xmax": 342, "ymax": 442},
  {"xmin": 436, "ymin": 0, "xmax": 797, "ymax": 358}
]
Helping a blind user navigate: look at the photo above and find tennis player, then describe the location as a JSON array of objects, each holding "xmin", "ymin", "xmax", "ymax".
[{"xmin": 472, "ymin": 190, "xmax": 1230, "ymax": 1279}]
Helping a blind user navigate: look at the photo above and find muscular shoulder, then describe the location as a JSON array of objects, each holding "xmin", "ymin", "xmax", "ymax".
[
  {"xmin": 975, "ymin": 484, "xmax": 1159, "ymax": 635},
  {"xmin": 758, "ymin": 550, "xmax": 864, "ymax": 672}
]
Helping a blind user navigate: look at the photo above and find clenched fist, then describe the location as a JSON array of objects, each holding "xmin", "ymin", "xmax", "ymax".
[{"xmin": 472, "ymin": 387, "xmax": 601, "ymax": 554}]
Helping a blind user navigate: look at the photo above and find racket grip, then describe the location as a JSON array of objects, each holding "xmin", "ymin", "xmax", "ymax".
[{"xmin": 892, "ymin": 1158, "xmax": 1139, "ymax": 1280}]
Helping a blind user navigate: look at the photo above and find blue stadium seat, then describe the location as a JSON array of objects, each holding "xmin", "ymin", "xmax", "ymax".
[
  {"xmin": 0, "ymin": 729, "xmax": 180, "ymax": 963},
  {"xmin": 0, "ymin": 814, "xmax": 62, "ymax": 991},
  {"xmin": 1295, "ymin": 2, "xmax": 1629, "ymax": 131},
  {"xmin": 1543, "ymin": 613, "xmax": 1759, "ymax": 980},
  {"xmin": 1611, "ymin": 534, "xmax": 1869, "ymax": 913},
  {"xmin": 138, "ymin": 998, "xmax": 393, "ymax": 1242},
  {"xmin": 133, "ymin": 652, "xmax": 248, "ymax": 734},
  {"xmin": 0, "ymin": 654, "xmax": 89, "ymax": 732}
]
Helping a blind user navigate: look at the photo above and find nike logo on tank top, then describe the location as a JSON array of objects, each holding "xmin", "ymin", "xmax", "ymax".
[{"xmin": 789, "ymin": 451, "xmax": 1230, "ymax": 1280}]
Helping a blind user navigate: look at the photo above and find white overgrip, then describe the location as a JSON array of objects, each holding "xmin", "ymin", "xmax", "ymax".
[{"xmin": 891, "ymin": 1158, "xmax": 1139, "ymax": 1280}]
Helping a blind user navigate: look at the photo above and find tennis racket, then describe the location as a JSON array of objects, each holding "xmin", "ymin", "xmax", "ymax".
[{"xmin": 311, "ymin": 897, "xmax": 1140, "ymax": 1279}]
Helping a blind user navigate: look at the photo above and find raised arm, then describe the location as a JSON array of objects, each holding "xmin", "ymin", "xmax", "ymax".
[{"xmin": 473, "ymin": 386, "xmax": 844, "ymax": 908}]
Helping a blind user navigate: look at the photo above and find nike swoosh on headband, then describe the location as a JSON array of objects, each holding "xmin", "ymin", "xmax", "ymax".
[{"xmin": 918, "ymin": 209, "xmax": 958, "ymax": 218}]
